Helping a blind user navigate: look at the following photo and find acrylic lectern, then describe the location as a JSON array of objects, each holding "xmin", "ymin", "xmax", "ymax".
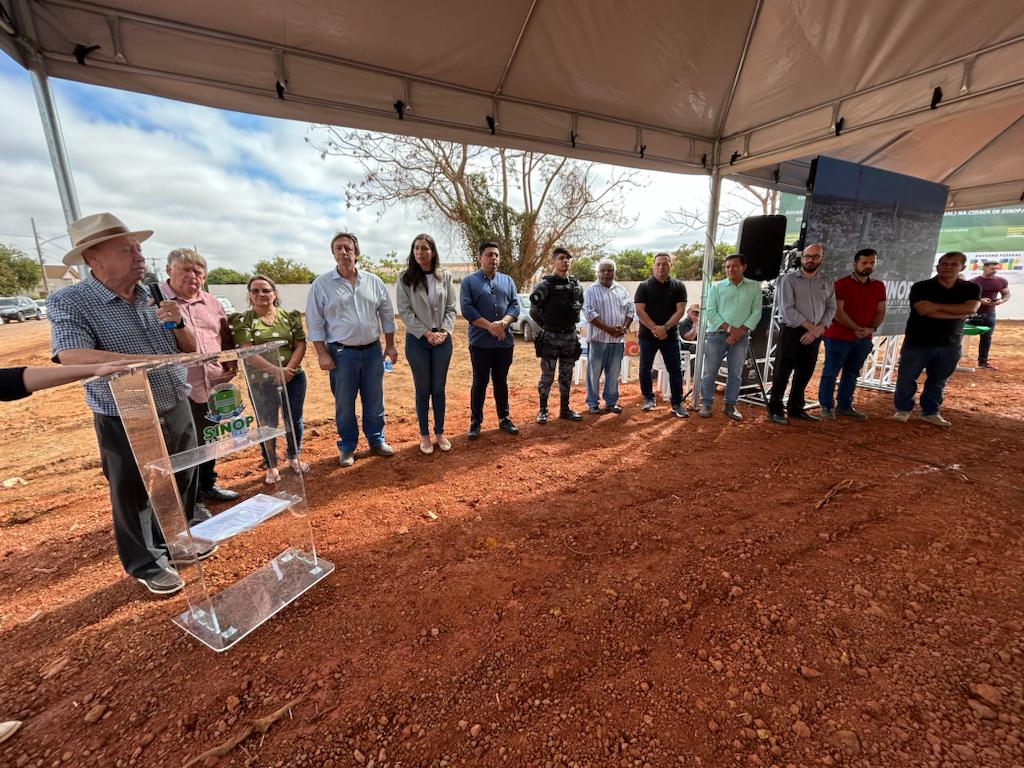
[{"xmin": 93, "ymin": 342, "xmax": 333, "ymax": 651}]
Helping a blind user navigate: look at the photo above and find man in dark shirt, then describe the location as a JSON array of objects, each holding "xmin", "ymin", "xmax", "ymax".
[
  {"xmin": 970, "ymin": 259, "xmax": 1011, "ymax": 369},
  {"xmin": 634, "ymin": 253, "xmax": 688, "ymax": 417},
  {"xmin": 893, "ymin": 251, "xmax": 981, "ymax": 427}
]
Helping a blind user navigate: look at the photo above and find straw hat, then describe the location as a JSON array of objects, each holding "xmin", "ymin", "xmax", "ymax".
[{"xmin": 63, "ymin": 213, "xmax": 153, "ymax": 266}]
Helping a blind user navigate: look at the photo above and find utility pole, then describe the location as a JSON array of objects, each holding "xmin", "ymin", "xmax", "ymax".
[{"xmin": 31, "ymin": 216, "xmax": 49, "ymax": 297}]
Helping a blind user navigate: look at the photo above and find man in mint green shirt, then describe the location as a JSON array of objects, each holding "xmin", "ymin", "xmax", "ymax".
[{"xmin": 698, "ymin": 253, "xmax": 764, "ymax": 420}]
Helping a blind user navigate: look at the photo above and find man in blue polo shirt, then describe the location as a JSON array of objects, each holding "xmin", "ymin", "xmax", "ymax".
[
  {"xmin": 460, "ymin": 241, "xmax": 521, "ymax": 439},
  {"xmin": 49, "ymin": 213, "xmax": 205, "ymax": 596}
]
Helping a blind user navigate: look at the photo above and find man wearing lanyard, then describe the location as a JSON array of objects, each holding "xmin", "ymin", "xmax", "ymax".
[
  {"xmin": 459, "ymin": 241, "xmax": 521, "ymax": 439},
  {"xmin": 307, "ymin": 231, "xmax": 397, "ymax": 467}
]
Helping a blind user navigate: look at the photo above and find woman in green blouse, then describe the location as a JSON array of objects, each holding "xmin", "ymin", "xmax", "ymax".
[{"xmin": 229, "ymin": 275, "xmax": 308, "ymax": 483}]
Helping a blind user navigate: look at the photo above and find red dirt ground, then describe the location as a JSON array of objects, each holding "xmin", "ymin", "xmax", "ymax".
[{"xmin": 1, "ymin": 318, "xmax": 1022, "ymax": 768}]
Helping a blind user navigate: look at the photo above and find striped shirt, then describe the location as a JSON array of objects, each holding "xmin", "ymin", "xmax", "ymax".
[
  {"xmin": 583, "ymin": 281, "xmax": 635, "ymax": 344},
  {"xmin": 305, "ymin": 267, "xmax": 396, "ymax": 345},
  {"xmin": 48, "ymin": 277, "xmax": 189, "ymax": 416}
]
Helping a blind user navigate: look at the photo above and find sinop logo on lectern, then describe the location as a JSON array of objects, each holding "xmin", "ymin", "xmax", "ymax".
[{"xmin": 203, "ymin": 383, "xmax": 254, "ymax": 441}]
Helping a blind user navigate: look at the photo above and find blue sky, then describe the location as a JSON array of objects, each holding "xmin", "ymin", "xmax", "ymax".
[{"xmin": 0, "ymin": 51, "xmax": 730, "ymax": 275}]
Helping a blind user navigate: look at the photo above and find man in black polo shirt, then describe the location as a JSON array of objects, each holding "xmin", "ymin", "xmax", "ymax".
[
  {"xmin": 634, "ymin": 252, "xmax": 688, "ymax": 417},
  {"xmin": 893, "ymin": 251, "xmax": 981, "ymax": 427}
]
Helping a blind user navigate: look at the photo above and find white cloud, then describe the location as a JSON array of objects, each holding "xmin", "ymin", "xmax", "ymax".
[{"xmin": 0, "ymin": 55, "xmax": 753, "ymax": 278}]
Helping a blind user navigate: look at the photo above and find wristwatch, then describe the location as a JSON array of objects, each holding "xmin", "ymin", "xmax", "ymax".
[{"xmin": 173, "ymin": 318, "xmax": 186, "ymax": 329}]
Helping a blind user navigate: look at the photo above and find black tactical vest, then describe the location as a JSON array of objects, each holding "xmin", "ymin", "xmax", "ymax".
[{"xmin": 538, "ymin": 275, "xmax": 583, "ymax": 329}]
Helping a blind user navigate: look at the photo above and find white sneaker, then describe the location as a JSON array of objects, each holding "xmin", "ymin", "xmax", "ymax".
[
  {"xmin": 891, "ymin": 411, "xmax": 911, "ymax": 423},
  {"xmin": 920, "ymin": 413, "xmax": 951, "ymax": 427}
]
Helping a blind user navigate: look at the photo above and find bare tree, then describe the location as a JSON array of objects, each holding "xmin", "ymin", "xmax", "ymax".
[
  {"xmin": 308, "ymin": 128, "xmax": 641, "ymax": 287},
  {"xmin": 664, "ymin": 181, "xmax": 779, "ymax": 234}
]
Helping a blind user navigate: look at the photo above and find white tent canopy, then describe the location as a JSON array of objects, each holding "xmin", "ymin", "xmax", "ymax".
[{"xmin": 3, "ymin": 0, "xmax": 1024, "ymax": 208}]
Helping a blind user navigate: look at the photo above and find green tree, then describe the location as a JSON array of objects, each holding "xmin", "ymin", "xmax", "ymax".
[
  {"xmin": 363, "ymin": 250, "xmax": 401, "ymax": 284},
  {"xmin": 612, "ymin": 248, "xmax": 654, "ymax": 280},
  {"xmin": 0, "ymin": 244, "xmax": 42, "ymax": 295},
  {"xmin": 252, "ymin": 256, "xmax": 315, "ymax": 284},
  {"xmin": 310, "ymin": 131, "xmax": 640, "ymax": 287},
  {"xmin": 570, "ymin": 256, "xmax": 596, "ymax": 282},
  {"xmin": 670, "ymin": 241, "xmax": 734, "ymax": 281},
  {"xmin": 205, "ymin": 266, "xmax": 250, "ymax": 285}
]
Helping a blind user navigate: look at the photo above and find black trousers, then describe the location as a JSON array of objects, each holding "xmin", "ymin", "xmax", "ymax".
[
  {"xmin": 469, "ymin": 345, "xmax": 514, "ymax": 424},
  {"xmin": 93, "ymin": 398, "xmax": 198, "ymax": 579},
  {"xmin": 976, "ymin": 313, "xmax": 996, "ymax": 365},
  {"xmin": 768, "ymin": 325, "xmax": 822, "ymax": 416},
  {"xmin": 189, "ymin": 397, "xmax": 218, "ymax": 492}
]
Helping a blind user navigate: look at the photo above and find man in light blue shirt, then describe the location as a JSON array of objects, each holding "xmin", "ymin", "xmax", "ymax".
[
  {"xmin": 698, "ymin": 253, "xmax": 764, "ymax": 421},
  {"xmin": 307, "ymin": 231, "xmax": 397, "ymax": 466}
]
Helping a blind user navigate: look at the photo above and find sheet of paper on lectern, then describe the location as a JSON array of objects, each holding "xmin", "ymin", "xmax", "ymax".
[{"xmin": 182, "ymin": 494, "xmax": 293, "ymax": 543}]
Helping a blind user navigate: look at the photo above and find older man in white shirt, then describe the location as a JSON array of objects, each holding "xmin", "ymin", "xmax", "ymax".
[
  {"xmin": 307, "ymin": 231, "xmax": 397, "ymax": 466},
  {"xmin": 582, "ymin": 258, "xmax": 635, "ymax": 414}
]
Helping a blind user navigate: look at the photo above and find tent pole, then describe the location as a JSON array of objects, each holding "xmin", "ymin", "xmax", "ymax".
[
  {"xmin": 691, "ymin": 153, "xmax": 722, "ymax": 408},
  {"xmin": 28, "ymin": 68, "xmax": 81, "ymax": 227},
  {"xmin": 13, "ymin": 0, "xmax": 82, "ymax": 269}
]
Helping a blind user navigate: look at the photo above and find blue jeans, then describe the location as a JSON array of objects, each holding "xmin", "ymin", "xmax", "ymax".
[
  {"xmin": 254, "ymin": 370, "xmax": 307, "ymax": 467},
  {"xmin": 638, "ymin": 336, "xmax": 683, "ymax": 406},
  {"xmin": 893, "ymin": 343, "xmax": 960, "ymax": 416},
  {"xmin": 405, "ymin": 332, "xmax": 452, "ymax": 436},
  {"xmin": 586, "ymin": 340, "xmax": 624, "ymax": 408},
  {"xmin": 818, "ymin": 337, "xmax": 873, "ymax": 410},
  {"xmin": 328, "ymin": 341, "xmax": 386, "ymax": 452},
  {"xmin": 700, "ymin": 330, "xmax": 749, "ymax": 406}
]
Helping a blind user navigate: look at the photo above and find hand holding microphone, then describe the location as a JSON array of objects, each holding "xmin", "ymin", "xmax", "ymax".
[{"xmin": 146, "ymin": 282, "xmax": 183, "ymax": 330}]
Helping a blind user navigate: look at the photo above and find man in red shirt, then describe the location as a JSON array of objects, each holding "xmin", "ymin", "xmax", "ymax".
[
  {"xmin": 818, "ymin": 248, "xmax": 887, "ymax": 420},
  {"xmin": 970, "ymin": 259, "xmax": 1011, "ymax": 370}
]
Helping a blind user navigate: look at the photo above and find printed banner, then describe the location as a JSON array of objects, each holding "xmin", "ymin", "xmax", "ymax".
[{"xmin": 803, "ymin": 157, "xmax": 947, "ymax": 337}]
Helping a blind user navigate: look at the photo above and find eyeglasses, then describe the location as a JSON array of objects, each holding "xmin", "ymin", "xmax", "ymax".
[{"xmin": 249, "ymin": 288, "xmax": 274, "ymax": 294}]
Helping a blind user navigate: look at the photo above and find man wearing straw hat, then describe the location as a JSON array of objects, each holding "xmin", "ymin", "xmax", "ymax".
[{"xmin": 48, "ymin": 213, "xmax": 210, "ymax": 596}]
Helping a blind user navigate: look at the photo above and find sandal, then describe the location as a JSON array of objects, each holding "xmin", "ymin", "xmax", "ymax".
[
  {"xmin": 419, "ymin": 436, "xmax": 434, "ymax": 455},
  {"xmin": 265, "ymin": 467, "xmax": 280, "ymax": 485},
  {"xmin": 289, "ymin": 458, "xmax": 310, "ymax": 474},
  {"xmin": 435, "ymin": 435, "xmax": 452, "ymax": 452}
]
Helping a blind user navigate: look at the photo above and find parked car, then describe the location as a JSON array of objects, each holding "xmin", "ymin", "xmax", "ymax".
[
  {"xmin": 216, "ymin": 297, "xmax": 236, "ymax": 315},
  {"xmin": 0, "ymin": 295, "xmax": 43, "ymax": 323},
  {"xmin": 509, "ymin": 293, "xmax": 585, "ymax": 340},
  {"xmin": 510, "ymin": 293, "xmax": 541, "ymax": 340},
  {"xmin": 35, "ymin": 299, "xmax": 47, "ymax": 318}
]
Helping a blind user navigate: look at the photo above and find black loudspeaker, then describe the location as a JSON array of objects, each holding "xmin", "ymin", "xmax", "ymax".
[{"xmin": 738, "ymin": 215, "xmax": 787, "ymax": 280}]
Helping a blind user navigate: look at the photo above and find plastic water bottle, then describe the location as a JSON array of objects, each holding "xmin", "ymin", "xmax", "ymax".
[{"xmin": 383, "ymin": 358, "xmax": 393, "ymax": 373}]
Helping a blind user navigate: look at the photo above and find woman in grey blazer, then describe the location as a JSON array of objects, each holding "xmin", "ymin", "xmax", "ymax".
[{"xmin": 396, "ymin": 233, "xmax": 458, "ymax": 454}]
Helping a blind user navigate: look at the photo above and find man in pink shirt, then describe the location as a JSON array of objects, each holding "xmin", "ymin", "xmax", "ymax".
[
  {"xmin": 161, "ymin": 248, "xmax": 238, "ymax": 510},
  {"xmin": 818, "ymin": 248, "xmax": 887, "ymax": 420}
]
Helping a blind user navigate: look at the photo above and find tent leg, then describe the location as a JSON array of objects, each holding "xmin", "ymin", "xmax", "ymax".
[
  {"xmin": 29, "ymin": 68, "xmax": 81, "ymax": 228},
  {"xmin": 690, "ymin": 165, "xmax": 722, "ymax": 408}
]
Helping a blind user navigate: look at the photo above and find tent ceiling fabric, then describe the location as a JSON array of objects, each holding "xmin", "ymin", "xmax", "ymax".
[{"xmin": 3, "ymin": 0, "xmax": 1023, "ymax": 207}]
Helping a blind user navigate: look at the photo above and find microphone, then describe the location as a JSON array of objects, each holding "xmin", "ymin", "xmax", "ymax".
[{"xmin": 146, "ymin": 281, "xmax": 177, "ymax": 329}]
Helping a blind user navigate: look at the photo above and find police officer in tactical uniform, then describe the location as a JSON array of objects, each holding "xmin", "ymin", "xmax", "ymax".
[{"xmin": 530, "ymin": 246, "xmax": 585, "ymax": 424}]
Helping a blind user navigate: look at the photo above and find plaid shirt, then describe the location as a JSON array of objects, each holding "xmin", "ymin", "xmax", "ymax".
[{"xmin": 49, "ymin": 277, "xmax": 190, "ymax": 416}]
